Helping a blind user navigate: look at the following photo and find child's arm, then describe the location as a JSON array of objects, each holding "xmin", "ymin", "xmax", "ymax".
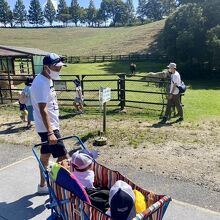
[{"xmin": 147, "ymin": 192, "xmax": 156, "ymax": 207}]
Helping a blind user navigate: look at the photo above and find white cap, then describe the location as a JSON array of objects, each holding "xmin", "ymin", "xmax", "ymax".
[
  {"xmin": 71, "ymin": 151, "xmax": 93, "ymax": 170},
  {"xmin": 167, "ymin": 63, "xmax": 177, "ymax": 69},
  {"xmin": 43, "ymin": 53, "xmax": 66, "ymax": 67},
  {"xmin": 109, "ymin": 180, "xmax": 136, "ymax": 220}
]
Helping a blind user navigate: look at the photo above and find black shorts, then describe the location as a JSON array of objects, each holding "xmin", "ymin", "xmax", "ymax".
[{"xmin": 38, "ymin": 130, "xmax": 67, "ymax": 158}]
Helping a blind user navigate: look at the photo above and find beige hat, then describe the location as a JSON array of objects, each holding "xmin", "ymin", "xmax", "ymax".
[{"xmin": 167, "ymin": 63, "xmax": 177, "ymax": 69}]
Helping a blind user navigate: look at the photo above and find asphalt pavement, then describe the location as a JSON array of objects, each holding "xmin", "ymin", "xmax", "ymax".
[{"xmin": 0, "ymin": 143, "xmax": 220, "ymax": 220}]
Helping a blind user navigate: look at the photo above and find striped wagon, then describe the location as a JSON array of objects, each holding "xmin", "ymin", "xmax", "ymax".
[{"xmin": 33, "ymin": 136, "xmax": 171, "ymax": 220}]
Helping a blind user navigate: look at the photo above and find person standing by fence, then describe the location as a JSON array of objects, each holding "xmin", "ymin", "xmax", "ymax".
[
  {"xmin": 31, "ymin": 53, "xmax": 68, "ymax": 194},
  {"xmin": 160, "ymin": 63, "xmax": 184, "ymax": 124},
  {"xmin": 73, "ymin": 79, "xmax": 84, "ymax": 114},
  {"xmin": 22, "ymin": 77, "xmax": 34, "ymax": 128}
]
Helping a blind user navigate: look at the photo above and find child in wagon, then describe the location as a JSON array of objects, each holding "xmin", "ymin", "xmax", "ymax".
[
  {"xmin": 106, "ymin": 180, "xmax": 156, "ymax": 220},
  {"xmin": 71, "ymin": 149, "xmax": 98, "ymax": 188}
]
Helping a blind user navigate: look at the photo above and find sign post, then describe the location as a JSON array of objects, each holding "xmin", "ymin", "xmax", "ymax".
[
  {"xmin": 100, "ymin": 87, "xmax": 111, "ymax": 134},
  {"xmin": 94, "ymin": 88, "xmax": 111, "ymax": 146},
  {"xmin": 53, "ymin": 81, "xmax": 67, "ymax": 91}
]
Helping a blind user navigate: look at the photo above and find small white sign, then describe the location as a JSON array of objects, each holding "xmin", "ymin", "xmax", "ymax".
[
  {"xmin": 100, "ymin": 87, "xmax": 111, "ymax": 104},
  {"xmin": 54, "ymin": 81, "xmax": 67, "ymax": 91}
]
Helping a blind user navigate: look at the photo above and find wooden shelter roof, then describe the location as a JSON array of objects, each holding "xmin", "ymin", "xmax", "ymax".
[{"xmin": 0, "ymin": 45, "xmax": 49, "ymax": 57}]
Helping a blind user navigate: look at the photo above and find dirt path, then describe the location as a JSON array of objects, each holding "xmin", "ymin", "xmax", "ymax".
[{"xmin": 0, "ymin": 113, "xmax": 220, "ymax": 192}]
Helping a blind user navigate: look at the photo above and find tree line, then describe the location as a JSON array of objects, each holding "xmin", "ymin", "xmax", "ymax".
[
  {"xmin": 162, "ymin": 0, "xmax": 220, "ymax": 78},
  {"xmin": 0, "ymin": 0, "xmax": 179, "ymax": 27}
]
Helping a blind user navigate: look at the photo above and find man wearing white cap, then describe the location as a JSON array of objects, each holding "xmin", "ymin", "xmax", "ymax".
[
  {"xmin": 31, "ymin": 53, "xmax": 68, "ymax": 194},
  {"xmin": 161, "ymin": 63, "xmax": 183, "ymax": 123}
]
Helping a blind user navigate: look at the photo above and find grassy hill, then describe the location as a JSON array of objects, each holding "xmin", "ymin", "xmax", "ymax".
[{"xmin": 0, "ymin": 20, "xmax": 165, "ymax": 56}]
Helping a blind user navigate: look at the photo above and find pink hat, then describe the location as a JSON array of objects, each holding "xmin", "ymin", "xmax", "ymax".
[{"xmin": 71, "ymin": 151, "xmax": 93, "ymax": 170}]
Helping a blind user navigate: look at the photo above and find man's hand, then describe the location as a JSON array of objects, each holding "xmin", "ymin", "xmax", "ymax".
[{"xmin": 48, "ymin": 133, "xmax": 58, "ymax": 145}]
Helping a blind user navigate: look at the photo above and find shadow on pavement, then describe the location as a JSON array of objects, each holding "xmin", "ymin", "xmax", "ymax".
[{"xmin": 0, "ymin": 193, "xmax": 47, "ymax": 220}]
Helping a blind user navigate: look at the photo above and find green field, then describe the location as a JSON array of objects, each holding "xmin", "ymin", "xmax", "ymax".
[
  {"xmin": 62, "ymin": 61, "xmax": 166, "ymax": 75},
  {"xmin": 0, "ymin": 20, "xmax": 164, "ymax": 56},
  {"xmin": 183, "ymin": 81, "xmax": 220, "ymax": 121}
]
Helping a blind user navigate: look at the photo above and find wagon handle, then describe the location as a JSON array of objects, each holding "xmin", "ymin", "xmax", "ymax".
[
  {"xmin": 32, "ymin": 135, "xmax": 86, "ymax": 181},
  {"xmin": 33, "ymin": 135, "xmax": 85, "ymax": 148}
]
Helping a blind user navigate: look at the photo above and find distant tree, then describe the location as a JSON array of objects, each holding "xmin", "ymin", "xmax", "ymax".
[
  {"xmin": 161, "ymin": 0, "xmax": 220, "ymax": 78},
  {"xmin": 95, "ymin": 9, "xmax": 104, "ymax": 27},
  {"xmin": 177, "ymin": 0, "xmax": 206, "ymax": 5},
  {"xmin": 99, "ymin": 0, "xmax": 111, "ymax": 26},
  {"xmin": 8, "ymin": 10, "xmax": 14, "ymax": 27},
  {"xmin": 116, "ymin": 2, "xmax": 129, "ymax": 25},
  {"xmin": 126, "ymin": 0, "xmax": 135, "ymax": 24},
  {"xmin": 145, "ymin": 0, "xmax": 163, "ymax": 21},
  {"xmin": 104, "ymin": 0, "xmax": 128, "ymax": 26},
  {"xmin": 13, "ymin": 0, "xmax": 27, "ymax": 27},
  {"xmin": 87, "ymin": 0, "xmax": 96, "ymax": 27},
  {"xmin": 0, "ymin": 0, "xmax": 12, "ymax": 27},
  {"xmin": 57, "ymin": 0, "xmax": 71, "ymax": 26},
  {"xmin": 137, "ymin": 0, "xmax": 147, "ymax": 24},
  {"xmin": 161, "ymin": 0, "xmax": 177, "ymax": 16},
  {"xmin": 207, "ymin": 25, "xmax": 220, "ymax": 71},
  {"xmin": 79, "ymin": 7, "xmax": 87, "ymax": 25},
  {"xmin": 44, "ymin": 0, "xmax": 56, "ymax": 26},
  {"xmin": 163, "ymin": 4, "xmax": 206, "ymax": 77},
  {"xmin": 203, "ymin": 0, "xmax": 220, "ymax": 29},
  {"xmin": 28, "ymin": 0, "xmax": 45, "ymax": 26},
  {"xmin": 70, "ymin": 0, "xmax": 81, "ymax": 26}
]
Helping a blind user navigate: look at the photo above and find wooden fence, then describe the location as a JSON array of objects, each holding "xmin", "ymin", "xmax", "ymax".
[
  {"xmin": 0, "ymin": 73, "xmax": 169, "ymax": 115},
  {"xmin": 65, "ymin": 54, "xmax": 168, "ymax": 64}
]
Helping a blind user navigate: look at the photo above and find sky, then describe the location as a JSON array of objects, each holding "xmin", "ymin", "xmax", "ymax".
[{"xmin": 8, "ymin": 0, "xmax": 139, "ymax": 11}]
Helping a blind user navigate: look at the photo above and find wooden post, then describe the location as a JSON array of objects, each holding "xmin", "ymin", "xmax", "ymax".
[
  {"xmin": 27, "ymin": 57, "xmax": 30, "ymax": 75},
  {"xmin": 6, "ymin": 57, "xmax": 13, "ymax": 103},
  {"xmin": 0, "ymin": 87, "xmax": 3, "ymax": 104},
  {"xmin": 119, "ymin": 74, "xmax": 125, "ymax": 110},
  {"xmin": 31, "ymin": 56, "xmax": 35, "ymax": 76}
]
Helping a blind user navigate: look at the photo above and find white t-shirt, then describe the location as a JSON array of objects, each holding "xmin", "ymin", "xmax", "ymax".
[
  {"xmin": 170, "ymin": 71, "xmax": 181, "ymax": 95},
  {"xmin": 30, "ymin": 74, "xmax": 59, "ymax": 133},
  {"xmin": 73, "ymin": 170, "xmax": 94, "ymax": 188},
  {"xmin": 22, "ymin": 86, "xmax": 32, "ymax": 106},
  {"xmin": 75, "ymin": 86, "xmax": 83, "ymax": 99}
]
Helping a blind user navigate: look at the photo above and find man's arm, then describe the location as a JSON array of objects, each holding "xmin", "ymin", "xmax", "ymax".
[
  {"xmin": 38, "ymin": 103, "xmax": 57, "ymax": 145},
  {"xmin": 169, "ymin": 74, "xmax": 178, "ymax": 99},
  {"xmin": 170, "ymin": 83, "xmax": 177, "ymax": 95}
]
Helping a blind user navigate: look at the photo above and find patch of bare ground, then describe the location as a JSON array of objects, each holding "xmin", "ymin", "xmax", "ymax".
[{"xmin": 0, "ymin": 113, "xmax": 219, "ymax": 192}]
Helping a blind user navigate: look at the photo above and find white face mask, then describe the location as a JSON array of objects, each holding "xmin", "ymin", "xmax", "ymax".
[{"xmin": 49, "ymin": 69, "xmax": 61, "ymax": 80}]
